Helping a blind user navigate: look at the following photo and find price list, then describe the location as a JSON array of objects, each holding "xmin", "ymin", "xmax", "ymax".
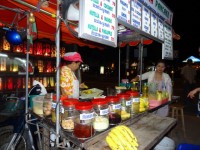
[
  {"xmin": 158, "ymin": 18, "xmax": 164, "ymax": 41},
  {"xmin": 142, "ymin": 6, "xmax": 150, "ymax": 34},
  {"xmin": 117, "ymin": 0, "xmax": 130, "ymax": 24},
  {"xmin": 162, "ymin": 24, "xmax": 173, "ymax": 59},
  {"xmin": 130, "ymin": 0, "xmax": 142, "ymax": 30},
  {"xmin": 79, "ymin": 0, "xmax": 117, "ymax": 47},
  {"xmin": 150, "ymin": 12, "xmax": 158, "ymax": 37}
]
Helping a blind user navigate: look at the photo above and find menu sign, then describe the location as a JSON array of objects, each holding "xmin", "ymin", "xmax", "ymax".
[
  {"xmin": 158, "ymin": 18, "xmax": 164, "ymax": 41},
  {"xmin": 131, "ymin": 0, "xmax": 142, "ymax": 30},
  {"xmin": 150, "ymin": 12, "xmax": 158, "ymax": 37},
  {"xmin": 142, "ymin": 6, "xmax": 150, "ymax": 34},
  {"xmin": 117, "ymin": 0, "xmax": 130, "ymax": 24},
  {"xmin": 79, "ymin": 0, "xmax": 117, "ymax": 47},
  {"xmin": 162, "ymin": 24, "xmax": 173, "ymax": 59}
]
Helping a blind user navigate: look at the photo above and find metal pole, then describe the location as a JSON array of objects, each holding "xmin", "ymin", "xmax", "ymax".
[
  {"xmin": 118, "ymin": 47, "xmax": 121, "ymax": 86},
  {"xmin": 139, "ymin": 38, "xmax": 144, "ymax": 94},
  {"xmin": 55, "ymin": 0, "xmax": 61, "ymax": 146},
  {"xmin": 25, "ymin": 13, "xmax": 30, "ymax": 121}
]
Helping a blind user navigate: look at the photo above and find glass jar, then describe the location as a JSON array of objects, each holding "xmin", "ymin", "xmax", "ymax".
[
  {"xmin": 92, "ymin": 98, "xmax": 109, "ymax": 132},
  {"xmin": 105, "ymin": 96, "xmax": 121, "ymax": 125},
  {"xmin": 126, "ymin": 91, "xmax": 140, "ymax": 114},
  {"xmin": 74, "ymin": 102, "xmax": 95, "ymax": 139},
  {"xmin": 51, "ymin": 95, "xmax": 67, "ymax": 123},
  {"xmin": 61, "ymin": 98, "xmax": 79, "ymax": 132},
  {"xmin": 117, "ymin": 94, "xmax": 131, "ymax": 120},
  {"xmin": 43, "ymin": 93, "xmax": 53, "ymax": 117}
]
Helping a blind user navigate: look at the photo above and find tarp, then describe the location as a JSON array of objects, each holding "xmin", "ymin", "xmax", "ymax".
[
  {"xmin": 0, "ymin": 0, "xmax": 105, "ymax": 49},
  {"xmin": 182, "ymin": 56, "xmax": 200, "ymax": 63}
]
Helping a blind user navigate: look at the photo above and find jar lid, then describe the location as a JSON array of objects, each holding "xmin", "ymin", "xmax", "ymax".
[
  {"xmin": 53, "ymin": 95, "xmax": 68, "ymax": 102},
  {"xmin": 117, "ymin": 94, "xmax": 130, "ymax": 99},
  {"xmin": 75, "ymin": 102, "xmax": 93, "ymax": 110},
  {"xmin": 62, "ymin": 98, "xmax": 79, "ymax": 106},
  {"xmin": 126, "ymin": 91, "xmax": 139, "ymax": 97},
  {"xmin": 105, "ymin": 96, "xmax": 120, "ymax": 103},
  {"xmin": 92, "ymin": 98, "xmax": 108, "ymax": 105}
]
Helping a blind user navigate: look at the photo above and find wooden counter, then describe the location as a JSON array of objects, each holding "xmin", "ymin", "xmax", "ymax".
[
  {"xmin": 30, "ymin": 101, "xmax": 177, "ymax": 150},
  {"xmin": 86, "ymin": 113, "xmax": 176, "ymax": 150}
]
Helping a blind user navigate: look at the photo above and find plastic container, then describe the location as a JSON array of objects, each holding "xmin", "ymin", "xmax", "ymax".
[
  {"xmin": 43, "ymin": 93, "xmax": 53, "ymax": 117},
  {"xmin": 126, "ymin": 91, "xmax": 140, "ymax": 114},
  {"xmin": 117, "ymin": 94, "xmax": 131, "ymax": 120},
  {"xmin": 61, "ymin": 98, "xmax": 79, "ymax": 132},
  {"xmin": 51, "ymin": 95, "xmax": 68, "ymax": 123},
  {"xmin": 73, "ymin": 102, "xmax": 95, "ymax": 139},
  {"xmin": 92, "ymin": 98, "xmax": 109, "ymax": 132},
  {"xmin": 177, "ymin": 143, "xmax": 200, "ymax": 150},
  {"xmin": 32, "ymin": 95, "xmax": 44, "ymax": 116},
  {"xmin": 106, "ymin": 96, "xmax": 121, "ymax": 125}
]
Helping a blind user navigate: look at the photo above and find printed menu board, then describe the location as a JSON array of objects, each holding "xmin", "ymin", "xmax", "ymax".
[
  {"xmin": 158, "ymin": 18, "xmax": 164, "ymax": 41},
  {"xmin": 131, "ymin": 0, "xmax": 142, "ymax": 30},
  {"xmin": 117, "ymin": 0, "xmax": 130, "ymax": 24},
  {"xmin": 150, "ymin": 12, "xmax": 158, "ymax": 37},
  {"xmin": 142, "ymin": 6, "xmax": 150, "ymax": 34},
  {"xmin": 162, "ymin": 24, "xmax": 173, "ymax": 59},
  {"xmin": 79, "ymin": 0, "xmax": 117, "ymax": 47}
]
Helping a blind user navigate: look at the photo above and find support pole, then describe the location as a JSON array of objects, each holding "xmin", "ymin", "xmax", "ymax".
[
  {"xmin": 25, "ymin": 13, "xmax": 30, "ymax": 121},
  {"xmin": 55, "ymin": 0, "xmax": 61, "ymax": 146},
  {"xmin": 118, "ymin": 47, "xmax": 121, "ymax": 86},
  {"xmin": 138, "ymin": 38, "xmax": 144, "ymax": 94}
]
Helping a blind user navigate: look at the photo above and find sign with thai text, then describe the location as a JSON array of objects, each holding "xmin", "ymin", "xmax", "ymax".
[
  {"xmin": 131, "ymin": 0, "xmax": 142, "ymax": 29},
  {"xmin": 142, "ymin": 6, "xmax": 150, "ymax": 34},
  {"xmin": 79, "ymin": 0, "xmax": 117, "ymax": 47},
  {"xmin": 162, "ymin": 23, "xmax": 173, "ymax": 59}
]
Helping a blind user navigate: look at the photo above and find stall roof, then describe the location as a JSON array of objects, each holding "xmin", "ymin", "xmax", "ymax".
[
  {"xmin": 0, "ymin": 0, "xmax": 180, "ymax": 49},
  {"xmin": 0, "ymin": 0, "xmax": 106, "ymax": 49}
]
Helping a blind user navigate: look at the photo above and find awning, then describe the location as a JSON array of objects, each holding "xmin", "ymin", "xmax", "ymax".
[
  {"xmin": 0, "ymin": 0, "xmax": 105, "ymax": 49},
  {"xmin": 0, "ymin": 0, "xmax": 180, "ymax": 49}
]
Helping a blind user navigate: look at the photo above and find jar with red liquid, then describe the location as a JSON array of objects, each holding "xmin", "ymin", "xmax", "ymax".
[
  {"xmin": 117, "ymin": 94, "xmax": 131, "ymax": 120},
  {"xmin": 105, "ymin": 96, "xmax": 121, "ymax": 126},
  {"xmin": 73, "ymin": 102, "xmax": 95, "ymax": 139}
]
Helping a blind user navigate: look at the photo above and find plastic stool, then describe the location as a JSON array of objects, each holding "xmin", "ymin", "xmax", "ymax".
[
  {"xmin": 170, "ymin": 103, "xmax": 186, "ymax": 137},
  {"xmin": 177, "ymin": 143, "xmax": 200, "ymax": 150}
]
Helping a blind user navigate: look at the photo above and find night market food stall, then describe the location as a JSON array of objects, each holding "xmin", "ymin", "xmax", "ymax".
[{"xmin": 0, "ymin": 0, "xmax": 180, "ymax": 149}]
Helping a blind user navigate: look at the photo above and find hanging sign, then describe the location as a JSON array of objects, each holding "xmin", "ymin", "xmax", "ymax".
[
  {"xmin": 162, "ymin": 23, "xmax": 173, "ymax": 59},
  {"xmin": 117, "ymin": 0, "xmax": 130, "ymax": 24},
  {"xmin": 79, "ymin": 0, "xmax": 117, "ymax": 47},
  {"xmin": 131, "ymin": 0, "xmax": 142, "ymax": 30},
  {"xmin": 141, "ymin": 6, "xmax": 150, "ymax": 34},
  {"xmin": 158, "ymin": 18, "xmax": 164, "ymax": 41},
  {"xmin": 150, "ymin": 12, "xmax": 158, "ymax": 37}
]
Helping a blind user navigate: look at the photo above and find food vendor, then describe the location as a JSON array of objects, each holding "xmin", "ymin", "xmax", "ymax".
[{"xmin": 60, "ymin": 52, "xmax": 84, "ymax": 98}]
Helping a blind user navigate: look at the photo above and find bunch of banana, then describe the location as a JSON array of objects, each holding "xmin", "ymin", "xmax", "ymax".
[{"xmin": 106, "ymin": 125, "xmax": 138, "ymax": 150}]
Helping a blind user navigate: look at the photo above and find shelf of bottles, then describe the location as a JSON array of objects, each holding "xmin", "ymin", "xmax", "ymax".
[{"xmin": 0, "ymin": 37, "xmax": 66, "ymax": 92}]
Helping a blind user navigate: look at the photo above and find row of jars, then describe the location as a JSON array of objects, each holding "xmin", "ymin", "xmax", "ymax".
[{"xmin": 41, "ymin": 91, "xmax": 147, "ymax": 139}]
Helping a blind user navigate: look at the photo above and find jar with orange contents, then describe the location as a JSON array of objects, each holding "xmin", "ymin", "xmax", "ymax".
[{"xmin": 61, "ymin": 98, "xmax": 79, "ymax": 132}]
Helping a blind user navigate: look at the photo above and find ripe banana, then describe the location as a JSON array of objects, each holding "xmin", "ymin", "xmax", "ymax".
[
  {"xmin": 106, "ymin": 125, "xmax": 139, "ymax": 150},
  {"xmin": 120, "ymin": 125, "xmax": 137, "ymax": 142},
  {"xmin": 115, "ymin": 126, "xmax": 139, "ymax": 148},
  {"xmin": 106, "ymin": 135, "xmax": 120, "ymax": 150},
  {"xmin": 108, "ymin": 131, "xmax": 125, "ymax": 150}
]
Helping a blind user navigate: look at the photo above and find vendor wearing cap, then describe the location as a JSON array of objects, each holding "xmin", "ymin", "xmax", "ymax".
[{"xmin": 60, "ymin": 52, "xmax": 83, "ymax": 98}]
